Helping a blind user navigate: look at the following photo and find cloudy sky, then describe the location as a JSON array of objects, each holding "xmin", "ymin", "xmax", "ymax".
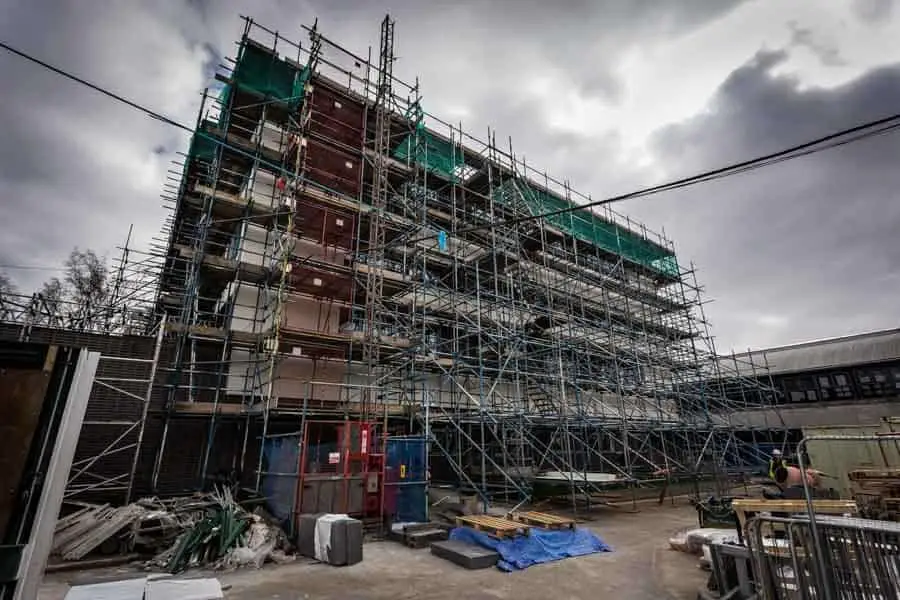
[{"xmin": 0, "ymin": 0, "xmax": 898, "ymax": 352}]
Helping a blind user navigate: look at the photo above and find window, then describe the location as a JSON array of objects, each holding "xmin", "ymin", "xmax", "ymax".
[
  {"xmin": 855, "ymin": 368, "xmax": 890, "ymax": 398},
  {"xmin": 782, "ymin": 376, "xmax": 819, "ymax": 403},
  {"xmin": 831, "ymin": 372, "xmax": 854, "ymax": 399},
  {"xmin": 817, "ymin": 374, "xmax": 836, "ymax": 400}
]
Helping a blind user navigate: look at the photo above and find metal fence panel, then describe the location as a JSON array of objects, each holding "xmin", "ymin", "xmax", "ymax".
[{"xmin": 747, "ymin": 514, "xmax": 900, "ymax": 599}]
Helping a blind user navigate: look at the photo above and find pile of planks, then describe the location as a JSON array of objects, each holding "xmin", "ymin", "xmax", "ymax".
[
  {"xmin": 53, "ymin": 503, "xmax": 147, "ymax": 560},
  {"xmin": 51, "ymin": 496, "xmax": 214, "ymax": 562},
  {"xmin": 849, "ymin": 468, "xmax": 900, "ymax": 520}
]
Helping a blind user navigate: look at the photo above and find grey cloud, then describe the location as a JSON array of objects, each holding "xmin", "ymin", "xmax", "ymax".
[
  {"xmin": 789, "ymin": 22, "xmax": 846, "ymax": 67},
  {"xmin": 0, "ymin": 0, "xmax": 201, "ymax": 292},
  {"xmin": 852, "ymin": 0, "xmax": 895, "ymax": 22},
  {"xmin": 185, "ymin": 0, "xmax": 751, "ymax": 106},
  {"xmin": 630, "ymin": 49, "xmax": 900, "ymax": 350},
  {"xmin": 1, "ymin": 0, "xmax": 896, "ymax": 354}
]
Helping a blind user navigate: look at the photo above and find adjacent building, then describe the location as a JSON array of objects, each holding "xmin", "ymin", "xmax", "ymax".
[{"xmin": 729, "ymin": 328, "xmax": 900, "ymax": 430}]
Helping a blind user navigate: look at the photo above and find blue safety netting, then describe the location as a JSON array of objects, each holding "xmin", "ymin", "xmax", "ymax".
[{"xmin": 449, "ymin": 525, "xmax": 613, "ymax": 571}]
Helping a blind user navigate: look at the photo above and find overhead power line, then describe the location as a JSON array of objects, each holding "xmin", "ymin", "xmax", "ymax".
[
  {"xmin": 0, "ymin": 264, "xmax": 66, "ymax": 272},
  {"xmin": 445, "ymin": 114, "xmax": 900, "ymax": 241},
  {"xmin": 3, "ymin": 40, "xmax": 900, "ymax": 245}
]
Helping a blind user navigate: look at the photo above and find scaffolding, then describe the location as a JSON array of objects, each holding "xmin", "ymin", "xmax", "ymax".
[
  {"xmin": 0, "ymin": 230, "xmax": 167, "ymax": 504},
  {"xmin": 143, "ymin": 14, "xmax": 789, "ymax": 507},
  {"xmin": 0, "ymin": 14, "xmax": 789, "ymax": 508}
]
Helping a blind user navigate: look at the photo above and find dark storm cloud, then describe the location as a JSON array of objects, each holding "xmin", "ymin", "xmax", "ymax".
[
  {"xmin": 628, "ymin": 50, "xmax": 900, "ymax": 350},
  {"xmin": 1, "ymin": 0, "xmax": 896, "ymax": 352},
  {"xmin": 0, "ymin": 0, "xmax": 746, "ymax": 294},
  {"xmin": 0, "ymin": 0, "xmax": 203, "ymax": 291}
]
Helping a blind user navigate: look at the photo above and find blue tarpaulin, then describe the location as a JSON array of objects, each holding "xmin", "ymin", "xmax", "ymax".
[
  {"xmin": 385, "ymin": 436, "xmax": 428, "ymax": 523},
  {"xmin": 449, "ymin": 526, "xmax": 613, "ymax": 571},
  {"xmin": 261, "ymin": 435, "xmax": 301, "ymax": 530}
]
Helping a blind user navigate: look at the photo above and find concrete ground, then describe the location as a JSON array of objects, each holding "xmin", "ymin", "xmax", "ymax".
[{"xmin": 39, "ymin": 501, "xmax": 708, "ymax": 600}]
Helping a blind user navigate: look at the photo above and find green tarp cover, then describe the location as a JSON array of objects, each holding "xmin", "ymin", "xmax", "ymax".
[
  {"xmin": 187, "ymin": 122, "xmax": 218, "ymax": 164},
  {"xmin": 231, "ymin": 42, "xmax": 304, "ymax": 106}
]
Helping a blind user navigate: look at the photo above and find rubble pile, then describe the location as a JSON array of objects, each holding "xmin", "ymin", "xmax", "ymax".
[{"xmin": 51, "ymin": 487, "xmax": 294, "ymax": 573}]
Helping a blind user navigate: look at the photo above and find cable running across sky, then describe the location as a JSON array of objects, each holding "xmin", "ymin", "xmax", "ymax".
[{"xmin": 2, "ymin": 38, "xmax": 900, "ymax": 242}]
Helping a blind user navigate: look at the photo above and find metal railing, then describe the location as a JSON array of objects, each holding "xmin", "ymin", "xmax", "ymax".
[
  {"xmin": 742, "ymin": 432, "xmax": 900, "ymax": 600},
  {"xmin": 746, "ymin": 514, "xmax": 900, "ymax": 599}
]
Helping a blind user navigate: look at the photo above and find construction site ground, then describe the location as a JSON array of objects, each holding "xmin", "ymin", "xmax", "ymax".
[{"xmin": 38, "ymin": 501, "xmax": 707, "ymax": 600}]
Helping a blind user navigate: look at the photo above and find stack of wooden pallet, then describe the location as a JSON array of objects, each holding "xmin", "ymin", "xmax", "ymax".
[
  {"xmin": 848, "ymin": 468, "xmax": 900, "ymax": 520},
  {"xmin": 455, "ymin": 510, "xmax": 577, "ymax": 538},
  {"xmin": 455, "ymin": 515, "xmax": 529, "ymax": 539},
  {"xmin": 508, "ymin": 510, "xmax": 577, "ymax": 531}
]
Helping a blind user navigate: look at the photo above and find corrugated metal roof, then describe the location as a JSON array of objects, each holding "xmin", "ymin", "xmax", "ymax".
[{"xmin": 732, "ymin": 328, "xmax": 900, "ymax": 376}]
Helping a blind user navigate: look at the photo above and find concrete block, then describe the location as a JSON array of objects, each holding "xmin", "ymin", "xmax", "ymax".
[
  {"xmin": 329, "ymin": 517, "xmax": 363, "ymax": 566},
  {"xmin": 430, "ymin": 540, "xmax": 498, "ymax": 570},
  {"xmin": 297, "ymin": 513, "xmax": 326, "ymax": 558}
]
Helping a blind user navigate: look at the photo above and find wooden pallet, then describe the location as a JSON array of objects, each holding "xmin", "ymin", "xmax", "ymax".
[
  {"xmin": 508, "ymin": 510, "xmax": 576, "ymax": 530},
  {"xmin": 455, "ymin": 515, "xmax": 529, "ymax": 538}
]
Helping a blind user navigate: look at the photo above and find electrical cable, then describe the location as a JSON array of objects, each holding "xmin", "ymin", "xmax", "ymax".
[
  {"xmin": 441, "ymin": 115, "xmax": 900, "ymax": 242},
  {"xmin": 3, "ymin": 39, "xmax": 900, "ymax": 247},
  {"xmin": 0, "ymin": 41, "xmax": 312, "ymax": 185},
  {"xmin": 0, "ymin": 264, "xmax": 67, "ymax": 272}
]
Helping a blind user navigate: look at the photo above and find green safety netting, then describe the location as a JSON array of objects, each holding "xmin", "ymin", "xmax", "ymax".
[
  {"xmin": 495, "ymin": 180, "xmax": 679, "ymax": 277},
  {"xmin": 187, "ymin": 122, "xmax": 219, "ymax": 164},
  {"xmin": 216, "ymin": 85, "xmax": 231, "ymax": 128},
  {"xmin": 393, "ymin": 127, "xmax": 470, "ymax": 183},
  {"xmin": 230, "ymin": 42, "xmax": 306, "ymax": 107},
  {"xmin": 393, "ymin": 123, "xmax": 679, "ymax": 276}
]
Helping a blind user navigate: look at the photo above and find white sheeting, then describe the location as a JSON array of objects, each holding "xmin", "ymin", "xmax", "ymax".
[
  {"xmin": 313, "ymin": 513, "xmax": 351, "ymax": 563},
  {"xmin": 63, "ymin": 578, "xmax": 147, "ymax": 600},
  {"xmin": 63, "ymin": 576, "xmax": 223, "ymax": 600},
  {"xmin": 145, "ymin": 578, "xmax": 224, "ymax": 600}
]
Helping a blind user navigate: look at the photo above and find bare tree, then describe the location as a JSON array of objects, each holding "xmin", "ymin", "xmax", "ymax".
[
  {"xmin": 37, "ymin": 276, "xmax": 66, "ymax": 324},
  {"xmin": 0, "ymin": 271, "xmax": 16, "ymax": 320},
  {"xmin": 0, "ymin": 272, "xmax": 14, "ymax": 296},
  {"xmin": 65, "ymin": 249, "xmax": 108, "ymax": 304},
  {"xmin": 63, "ymin": 248, "xmax": 109, "ymax": 330},
  {"xmin": 24, "ymin": 248, "xmax": 111, "ymax": 330}
]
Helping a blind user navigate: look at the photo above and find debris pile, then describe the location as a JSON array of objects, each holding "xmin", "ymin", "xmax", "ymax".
[
  {"xmin": 52, "ymin": 488, "xmax": 293, "ymax": 573},
  {"xmin": 53, "ymin": 504, "xmax": 147, "ymax": 560}
]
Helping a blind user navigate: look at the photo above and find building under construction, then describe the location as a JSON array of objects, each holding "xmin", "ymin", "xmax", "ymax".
[
  {"xmin": 149, "ymin": 15, "xmax": 784, "ymax": 504},
  {"xmin": 1, "ymin": 16, "xmax": 786, "ymax": 513}
]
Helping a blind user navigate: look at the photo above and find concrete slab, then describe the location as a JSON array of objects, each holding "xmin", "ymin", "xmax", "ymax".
[{"xmin": 430, "ymin": 540, "xmax": 498, "ymax": 569}]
